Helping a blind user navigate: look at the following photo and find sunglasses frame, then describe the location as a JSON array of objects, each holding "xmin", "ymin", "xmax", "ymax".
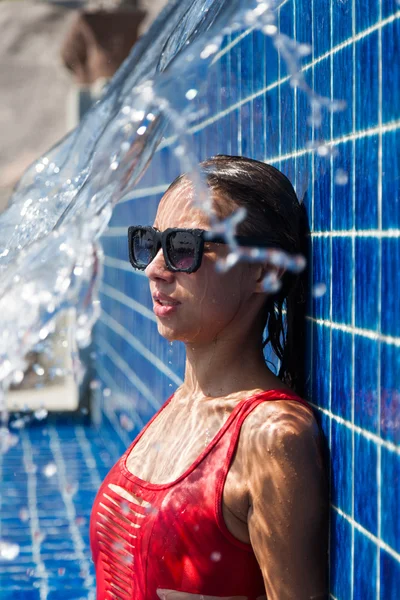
[{"xmin": 128, "ymin": 225, "xmax": 276, "ymax": 274}]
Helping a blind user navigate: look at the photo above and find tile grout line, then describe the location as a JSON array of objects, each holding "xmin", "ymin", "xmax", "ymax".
[
  {"xmin": 308, "ymin": 401, "xmax": 400, "ymax": 455},
  {"xmin": 307, "ymin": 317, "xmax": 400, "ymax": 347},
  {"xmin": 99, "ymin": 309, "xmax": 183, "ymax": 386},
  {"xmin": 331, "ymin": 504, "xmax": 400, "ymax": 564},
  {"xmin": 95, "ymin": 359, "xmax": 142, "ymax": 447},
  {"xmin": 96, "ymin": 337, "xmax": 162, "ymax": 411},
  {"xmin": 328, "ymin": 0, "xmax": 334, "ymax": 593},
  {"xmin": 376, "ymin": 0, "xmax": 383, "ymax": 595},
  {"xmin": 20, "ymin": 430, "xmax": 50, "ymax": 600},
  {"xmin": 350, "ymin": 1, "xmax": 356, "ymax": 596},
  {"xmin": 158, "ymin": 12, "xmax": 400, "ymax": 148},
  {"xmin": 100, "ymin": 282, "xmax": 157, "ymax": 322},
  {"xmin": 74, "ymin": 427, "xmax": 104, "ymax": 491},
  {"xmin": 48, "ymin": 426, "xmax": 95, "ymax": 595}
]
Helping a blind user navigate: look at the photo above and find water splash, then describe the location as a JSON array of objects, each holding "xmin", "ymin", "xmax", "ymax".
[{"xmin": 0, "ymin": 0, "xmax": 345, "ymax": 483}]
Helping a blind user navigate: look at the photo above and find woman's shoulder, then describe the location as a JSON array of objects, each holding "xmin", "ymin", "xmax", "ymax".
[{"xmin": 240, "ymin": 390, "xmax": 320, "ymax": 455}]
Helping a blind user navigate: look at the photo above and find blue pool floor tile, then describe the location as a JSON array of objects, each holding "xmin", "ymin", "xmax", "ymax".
[{"xmin": 0, "ymin": 422, "xmax": 122, "ymax": 599}]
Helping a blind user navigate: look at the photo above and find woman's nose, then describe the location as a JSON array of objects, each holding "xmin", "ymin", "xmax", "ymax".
[{"xmin": 145, "ymin": 248, "xmax": 174, "ymax": 282}]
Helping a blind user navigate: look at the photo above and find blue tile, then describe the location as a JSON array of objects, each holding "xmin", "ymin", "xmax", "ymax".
[
  {"xmin": 381, "ymin": 238, "xmax": 400, "ymax": 338},
  {"xmin": 280, "ymin": 82, "xmax": 295, "ymax": 155},
  {"xmin": 240, "ymin": 102, "xmax": 253, "ymax": 157},
  {"xmin": 332, "ymin": 237, "xmax": 353, "ymax": 325},
  {"xmin": 380, "ymin": 548, "xmax": 400, "ymax": 600},
  {"xmin": 355, "ymin": 237, "xmax": 379, "ymax": 331},
  {"xmin": 295, "ymin": 154, "xmax": 311, "ymax": 205},
  {"xmin": 354, "ymin": 335, "xmax": 379, "ymax": 433},
  {"xmin": 230, "ymin": 108, "xmax": 240, "ymax": 156},
  {"xmin": 353, "ymin": 529, "xmax": 377, "ymax": 600},
  {"xmin": 331, "ymin": 328, "xmax": 352, "ymax": 420},
  {"xmin": 296, "ymin": 83, "xmax": 311, "ymax": 149},
  {"xmin": 355, "ymin": 136, "xmax": 379, "ymax": 229},
  {"xmin": 354, "ymin": 433, "xmax": 378, "ymax": 534},
  {"xmin": 333, "ymin": 44, "xmax": 353, "ymax": 138},
  {"xmin": 264, "ymin": 36, "xmax": 279, "ymax": 87},
  {"xmin": 240, "ymin": 34, "xmax": 253, "ymax": 100},
  {"xmin": 382, "ymin": 0, "xmax": 400, "ymax": 18},
  {"xmin": 355, "ymin": 0, "xmax": 379, "ymax": 32},
  {"xmin": 380, "ymin": 344, "xmax": 400, "ymax": 445},
  {"xmin": 381, "ymin": 446, "xmax": 400, "ymax": 554},
  {"xmin": 382, "ymin": 18, "xmax": 400, "ymax": 125},
  {"xmin": 312, "ymin": 0, "xmax": 331, "ymax": 57},
  {"xmin": 332, "ymin": 0, "xmax": 353, "ymax": 46},
  {"xmin": 382, "ymin": 130, "xmax": 400, "ymax": 230},
  {"xmin": 253, "ymin": 96, "xmax": 266, "ymax": 159},
  {"xmin": 355, "ymin": 31, "xmax": 379, "ymax": 130},
  {"xmin": 229, "ymin": 42, "xmax": 241, "ymax": 106},
  {"xmin": 313, "ymin": 59, "xmax": 331, "ymax": 141},
  {"xmin": 333, "ymin": 141, "xmax": 353, "ymax": 230},
  {"xmin": 312, "ymin": 236, "xmax": 331, "ymax": 320},
  {"xmin": 205, "ymin": 120, "xmax": 219, "ymax": 157},
  {"xmin": 331, "ymin": 420, "xmax": 352, "ymax": 514},
  {"xmin": 265, "ymin": 87, "xmax": 280, "ymax": 158},
  {"xmin": 295, "ymin": 0, "xmax": 312, "ymax": 48},
  {"xmin": 313, "ymin": 158, "xmax": 331, "ymax": 231},
  {"xmin": 312, "ymin": 324, "xmax": 331, "ymax": 409},
  {"xmin": 330, "ymin": 508, "xmax": 352, "ymax": 599},
  {"xmin": 278, "ymin": 0, "xmax": 294, "ymax": 39},
  {"xmin": 252, "ymin": 30, "xmax": 266, "ymax": 94}
]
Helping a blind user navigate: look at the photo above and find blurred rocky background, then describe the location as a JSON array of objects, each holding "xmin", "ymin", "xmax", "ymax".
[{"xmin": 0, "ymin": 0, "xmax": 168, "ymax": 212}]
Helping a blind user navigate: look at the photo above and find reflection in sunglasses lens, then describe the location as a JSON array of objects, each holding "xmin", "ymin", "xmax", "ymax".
[
  {"xmin": 133, "ymin": 231, "xmax": 154, "ymax": 267},
  {"xmin": 168, "ymin": 232, "xmax": 195, "ymax": 270}
]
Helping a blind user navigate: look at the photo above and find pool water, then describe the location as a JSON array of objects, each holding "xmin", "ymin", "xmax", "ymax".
[{"xmin": 0, "ymin": 419, "xmax": 124, "ymax": 600}]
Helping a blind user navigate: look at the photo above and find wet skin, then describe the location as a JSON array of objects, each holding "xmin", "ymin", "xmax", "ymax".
[{"xmin": 116, "ymin": 181, "xmax": 328, "ymax": 599}]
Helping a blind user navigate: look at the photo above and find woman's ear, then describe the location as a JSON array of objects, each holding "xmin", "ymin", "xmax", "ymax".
[{"xmin": 254, "ymin": 264, "xmax": 286, "ymax": 294}]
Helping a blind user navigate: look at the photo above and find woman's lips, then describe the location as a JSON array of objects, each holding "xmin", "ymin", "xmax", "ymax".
[{"xmin": 153, "ymin": 296, "xmax": 180, "ymax": 317}]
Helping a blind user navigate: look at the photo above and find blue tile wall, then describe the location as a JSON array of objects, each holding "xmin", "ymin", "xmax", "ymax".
[{"xmin": 95, "ymin": 2, "xmax": 400, "ymax": 598}]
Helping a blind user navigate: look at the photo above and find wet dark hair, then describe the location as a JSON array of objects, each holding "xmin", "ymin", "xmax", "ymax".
[{"xmin": 168, "ymin": 155, "xmax": 309, "ymax": 396}]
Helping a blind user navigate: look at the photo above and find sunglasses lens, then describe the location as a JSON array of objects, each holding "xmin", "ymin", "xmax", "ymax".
[
  {"xmin": 132, "ymin": 229, "xmax": 154, "ymax": 268},
  {"xmin": 167, "ymin": 231, "xmax": 196, "ymax": 271}
]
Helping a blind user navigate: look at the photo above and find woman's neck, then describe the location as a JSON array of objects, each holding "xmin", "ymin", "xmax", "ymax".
[{"xmin": 181, "ymin": 331, "xmax": 285, "ymax": 399}]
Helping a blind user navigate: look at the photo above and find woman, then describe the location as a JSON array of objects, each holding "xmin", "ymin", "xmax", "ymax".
[{"xmin": 90, "ymin": 155, "xmax": 328, "ymax": 600}]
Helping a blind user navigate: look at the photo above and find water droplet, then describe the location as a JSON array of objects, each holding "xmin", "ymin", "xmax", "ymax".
[
  {"xmin": 137, "ymin": 125, "xmax": 147, "ymax": 136},
  {"xmin": 43, "ymin": 463, "xmax": 57, "ymax": 478},
  {"xmin": 200, "ymin": 42, "xmax": 220, "ymax": 59},
  {"xmin": 34, "ymin": 408, "xmax": 48, "ymax": 420},
  {"xmin": 103, "ymin": 388, "xmax": 111, "ymax": 397},
  {"xmin": 0, "ymin": 428, "xmax": 19, "ymax": 455},
  {"xmin": 210, "ymin": 551, "xmax": 222, "ymax": 561},
  {"xmin": 312, "ymin": 282, "xmax": 327, "ymax": 298},
  {"xmin": 174, "ymin": 145, "xmax": 185, "ymax": 157},
  {"xmin": 334, "ymin": 168, "xmax": 349, "ymax": 186},
  {"xmin": 0, "ymin": 541, "xmax": 20, "ymax": 560},
  {"xmin": 297, "ymin": 43, "xmax": 312, "ymax": 56},
  {"xmin": 33, "ymin": 364, "xmax": 45, "ymax": 377},
  {"xmin": 120, "ymin": 414, "xmax": 134, "ymax": 431},
  {"xmin": 185, "ymin": 89, "xmax": 198, "ymax": 100},
  {"xmin": 263, "ymin": 24, "xmax": 278, "ymax": 35},
  {"xmin": 10, "ymin": 418, "xmax": 26, "ymax": 430},
  {"xmin": 12, "ymin": 370, "xmax": 24, "ymax": 385},
  {"xmin": 19, "ymin": 508, "xmax": 29, "ymax": 522}
]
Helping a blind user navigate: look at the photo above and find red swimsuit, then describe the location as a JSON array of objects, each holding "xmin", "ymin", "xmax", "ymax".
[{"xmin": 90, "ymin": 389, "xmax": 312, "ymax": 599}]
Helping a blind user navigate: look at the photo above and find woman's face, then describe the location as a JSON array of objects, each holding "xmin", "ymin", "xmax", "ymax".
[{"xmin": 145, "ymin": 180, "xmax": 266, "ymax": 345}]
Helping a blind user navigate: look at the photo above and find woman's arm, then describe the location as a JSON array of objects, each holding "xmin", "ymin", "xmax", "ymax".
[{"xmin": 245, "ymin": 401, "xmax": 329, "ymax": 600}]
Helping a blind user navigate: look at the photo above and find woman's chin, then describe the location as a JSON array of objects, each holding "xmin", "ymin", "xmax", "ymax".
[{"xmin": 157, "ymin": 321, "xmax": 202, "ymax": 344}]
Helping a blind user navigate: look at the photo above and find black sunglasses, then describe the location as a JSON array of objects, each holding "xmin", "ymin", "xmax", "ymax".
[{"xmin": 128, "ymin": 226, "xmax": 276, "ymax": 274}]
